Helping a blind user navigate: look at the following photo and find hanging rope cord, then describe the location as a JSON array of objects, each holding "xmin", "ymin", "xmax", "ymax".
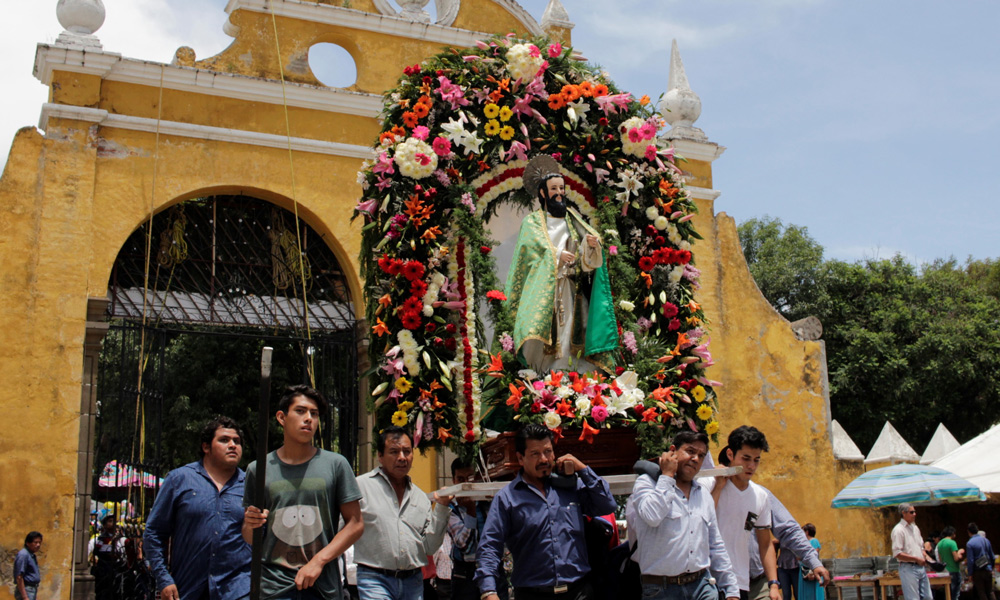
[{"xmin": 268, "ymin": 6, "xmax": 316, "ymax": 387}]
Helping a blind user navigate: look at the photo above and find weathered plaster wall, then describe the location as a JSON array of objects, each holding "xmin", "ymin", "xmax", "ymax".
[{"xmin": 689, "ymin": 188, "xmax": 888, "ymax": 557}]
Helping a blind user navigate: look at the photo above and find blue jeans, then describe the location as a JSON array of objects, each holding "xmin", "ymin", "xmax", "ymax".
[
  {"xmin": 899, "ymin": 563, "xmax": 932, "ymax": 600},
  {"xmin": 778, "ymin": 567, "xmax": 800, "ymax": 600},
  {"xmin": 356, "ymin": 565, "xmax": 423, "ymax": 600},
  {"xmin": 642, "ymin": 571, "xmax": 719, "ymax": 600},
  {"xmin": 15, "ymin": 586, "xmax": 37, "ymax": 600}
]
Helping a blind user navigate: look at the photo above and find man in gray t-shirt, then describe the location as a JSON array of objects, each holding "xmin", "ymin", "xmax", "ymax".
[{"xmin": 244, "ymin": 385, "xmax": 364, "ymax": 600}]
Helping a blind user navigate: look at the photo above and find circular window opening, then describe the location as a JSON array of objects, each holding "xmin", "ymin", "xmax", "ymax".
[{"xmin": 308, "ymin": 43, "xmax": 358, "ymax": 88}]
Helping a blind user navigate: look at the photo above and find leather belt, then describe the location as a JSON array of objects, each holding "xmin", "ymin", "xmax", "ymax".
[
  {"xmin": 515, "ymin": 578, "xmax": 586, "ymax": 595},
  {"xmin": 642, "ymin": 568, "xmax": 707, "ymax": 586},
  {"xmin": 358, "ymin": 564, "xmax": 420, "ymax": 578}
]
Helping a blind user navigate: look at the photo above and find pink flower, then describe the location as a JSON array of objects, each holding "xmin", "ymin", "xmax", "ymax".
[
  {"xmin": 547, "ymin": 43, "xmax": 562, "ymax": 58},
  {"xmin": 640, "ymin": 121, "xmax": 658, "ymax": 140},
  {"xmin": 529, "ymin": 44, "xmax": 541, "ymax": 58},
  {"xmin": 628, "ymin": 128, "xmax": 642, "ymax": 143},
  {"xmin": 500, "ymin": 333, "xmax": 514, "ymax": 352},
  {"xmin": 608, "ymin": 245, "xmax": 618, "ymax": 255},
  {"xmin": 354, "ymin": 198, "xmax": 377, "ymax": 217},
  {"xmin": 644, "ymin": 145, "xmax": 658, "ymax": 161},
  {"xmin": 432, "ymin": 136, "xmax": 452, "ymax": 156},
  {"xmin": 373, "ymin": 151, "xmax": 395, "ymax": 175},
  {"xmin": 533, "ymin": 380, "xmax": 546, "ymax": 391},
  {"xmin": 415, "ymin": 153, "xmax": 431, "ymax": 166},
  {"xmin": 412, "ymin": 125, "xmax": 430, "ymax": 140},
  {"xmin": 591, "ymin": 405, "xmax": 608, "ymax": 423}
]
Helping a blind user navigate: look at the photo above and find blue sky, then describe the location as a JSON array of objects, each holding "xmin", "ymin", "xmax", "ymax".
[{"xmin": 3, "ymin": 0, "xmax": 998, "ymax": 264}]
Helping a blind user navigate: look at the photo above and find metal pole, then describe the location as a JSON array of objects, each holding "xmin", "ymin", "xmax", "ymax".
[{"xmin": 250, "ymin": 346, "xmax": 273, "ymax": 600}]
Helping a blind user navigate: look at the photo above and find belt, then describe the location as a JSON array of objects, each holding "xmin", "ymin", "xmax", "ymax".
[
  {"xmin": 515, "ymin": 577, "xmax": 586, "ymax": 595},
  {"xmin": 358, "ymin": 564, "xmax": 421, "ymax": 579},
  {"xmin": 642, "ymin": 569, "xmax": 707, "ymax": 586}
]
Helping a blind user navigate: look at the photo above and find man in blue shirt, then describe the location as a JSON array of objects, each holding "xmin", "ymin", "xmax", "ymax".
[
  {"xmin": 476, "ymin": 424, "xmax": 617, "ymax": 600},
  {"xmin": 627, "ymin": 431, "xmax": 739, "ymax": 600},
  {"xmin": 447, "ymin": 459, "xmax": 507, "ymax": 600},
  {"xmin": 966, "ymin": 522, "xmax": 996, "ymax": 600},
  {"xmin": 13, "ymin": 531, "xmax": 42, "ymax": 600},
  {"xmin": 145, "ymin": 416, "xmax": 251, "ymax": 600}
]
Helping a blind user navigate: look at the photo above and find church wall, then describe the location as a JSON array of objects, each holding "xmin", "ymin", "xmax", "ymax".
[{"xmin": 689, "ymin": 188, "xmax": 888, "ymax": 557}]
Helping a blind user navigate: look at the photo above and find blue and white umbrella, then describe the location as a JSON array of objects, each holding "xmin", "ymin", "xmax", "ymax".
[{"xmin": 831, "ymin": 463, "xmax": 986, "ymax": 509}]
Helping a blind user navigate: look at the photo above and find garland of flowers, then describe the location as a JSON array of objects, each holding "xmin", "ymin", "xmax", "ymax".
[{"xmin": 354, "ymin": 35, "xmax": 721, "ymax": 457}]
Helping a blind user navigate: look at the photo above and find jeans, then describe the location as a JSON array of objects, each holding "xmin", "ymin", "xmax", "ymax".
[
  {"xmin": 15, "ymin": 585, "xmax": 37, "ymax": 600},
  {"xmin": 899, "ymin": 563, "xmax": 933, "ymax": 600},
  {"xmin": 642, "ymin": 572, "xmax": 719, "ymax": 600},
  {"xmin": 356, "ymin": 565, "xmax": 423, "ymax": 600},
  {"xmin": 948, "ymin": 571, "xmax": 962, "ymax": 600},
  {"xmin": 778, "ymin": 567, "xmax": 800, "ymax": 600},
  {"xmin": 971, "ymin": 569, "xmax": 997, "ymax": 600},
  {"xmin": 271, "ymin": 588, "xmax": 327, "ymax": 600}
]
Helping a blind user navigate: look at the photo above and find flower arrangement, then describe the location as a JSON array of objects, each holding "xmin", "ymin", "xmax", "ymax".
[{"xmin": 354, "ymin": 35, "xmax": 720, "ymax": 459}]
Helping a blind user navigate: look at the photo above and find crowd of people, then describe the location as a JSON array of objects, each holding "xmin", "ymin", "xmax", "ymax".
[{"xmin": 11, "ymin": 384, "xmax": 998, "ymax": 600}]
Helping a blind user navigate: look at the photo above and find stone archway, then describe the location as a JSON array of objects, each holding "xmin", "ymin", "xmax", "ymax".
[{"xmin": 73, "ymin": 194, "xmax": 362, "ymax": 599}]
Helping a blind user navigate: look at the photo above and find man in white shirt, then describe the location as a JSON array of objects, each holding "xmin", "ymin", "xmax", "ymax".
[
  {"xmin": 891, "ymin": 503, "xmax": 933, "ymax": 600},
  {"xmin": 707, "ymin": 426, "xmax": 779, "ymax": 600},
  {"xmin": 627, "ymin": 430, "xmax": 739, "ymax": 600}
]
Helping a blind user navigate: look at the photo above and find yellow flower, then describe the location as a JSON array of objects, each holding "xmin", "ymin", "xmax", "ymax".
[
  {"xmin": 705, "ymin": 420, "xmax": 719, "ymax": 436},
  {"xmin": 391, "ymin": 410, "xmax": 408, "ymax": 426},
  {"xmin": 395, "ymin": 377, "xmax": 413, "ymax": 393},
  {"xmin": 484, "ymin": 119, "xmax": 501, "ymax": 136},
  {"xmin": 484, "ymin": 103, "xmax": 500, "ymax": 119},
  {"xmin": 399, "ymin": 400, "xmax": 414, "ymax": 412},
  {"xmin": 691, "ymin": 385, "xmax": 706, "ymax": 403},
  {"xmin": 499, "ymin": 125, "xmax": 515, "ymax": 141},
  {"xmin": 696, "ymin": 404, "xmax": 713, "ymax": 421},
  {"xmin": 498, "ymin": 106, "xmax": 513, "ymax": 122}
]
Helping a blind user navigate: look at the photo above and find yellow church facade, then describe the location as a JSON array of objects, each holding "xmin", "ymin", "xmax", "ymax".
[{"xmin": 0, "ymin": 1, "xmax": 881, "ymax": 598}]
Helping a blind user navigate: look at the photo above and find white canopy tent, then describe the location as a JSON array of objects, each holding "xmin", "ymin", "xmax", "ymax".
[{"xmin": 932, "ymin": 423, "xmax": 1000, "ymax": 494}]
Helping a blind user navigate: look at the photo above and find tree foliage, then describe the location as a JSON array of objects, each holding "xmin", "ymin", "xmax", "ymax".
[{"xmin": 739, "ymin": 218, "xmax": 1000, "ymax": 452}]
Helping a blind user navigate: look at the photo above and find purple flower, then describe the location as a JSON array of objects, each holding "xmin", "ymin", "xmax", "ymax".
[{"xmin": 637, "ymin": 317, "xmax": 653, "ymax": 333}]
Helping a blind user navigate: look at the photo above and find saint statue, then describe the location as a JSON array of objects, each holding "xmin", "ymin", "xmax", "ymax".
[{"xmin": 505, "ymin": 156, "xmax": 619, "ymax": 373}]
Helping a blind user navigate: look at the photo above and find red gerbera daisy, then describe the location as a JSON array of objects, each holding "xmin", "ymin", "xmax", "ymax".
[
  {"xmin": 662, "ymin": 302, "xmax": 679, "ymax": 318},
  {"xmin": 410, "ymin": 279, "xmax": 428, "ymax": 297},
  {"xmin": 638, "ymin": 256, "xmax": 656, "ymax": 272},
  {"xmin": 401, "ymin": 296, "xmax": 423, "ymax": 313},
  {"xmin": 401, "ymin": 260, "xmax": 425, "ymax": 282},
  {"xmin": 386, "ymin": 259, "xmax": 404, "ymax": 276},
  {"xmin": 400, "ymin": 310, "xmax": 422, "ymax": 330}
]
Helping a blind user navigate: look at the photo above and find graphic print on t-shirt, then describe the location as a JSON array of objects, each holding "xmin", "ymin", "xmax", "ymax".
[{"xmin": 270, "ymin": 504, "xmax": 326, "ymax": 567}]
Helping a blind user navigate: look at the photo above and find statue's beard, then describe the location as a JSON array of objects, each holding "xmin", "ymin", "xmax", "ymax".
[{"xmin": 542, "ymin": 192, "xmax": 567, "ymax": 218}]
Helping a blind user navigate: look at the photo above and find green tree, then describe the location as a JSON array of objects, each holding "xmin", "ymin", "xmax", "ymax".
[
  {"xmin": 737, "ymin": 216, "xmax": 826, "ymax": 320},
  {"xmin": 738, "ymin": 219, "xmax": 1000, "ymax": 452}
]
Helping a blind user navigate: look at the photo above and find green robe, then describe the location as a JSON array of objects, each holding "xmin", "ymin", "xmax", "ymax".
[{"xmin": 504, "ymin": 208, "xmax": 618, "ymax": 371}]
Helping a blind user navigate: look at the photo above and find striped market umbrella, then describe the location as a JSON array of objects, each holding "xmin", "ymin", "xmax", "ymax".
[{"xmin": 831, "ymin": 463, "xmax": 986, "ymax": 508}]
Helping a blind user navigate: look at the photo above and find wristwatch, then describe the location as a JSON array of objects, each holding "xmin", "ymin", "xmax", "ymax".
[{"xmin": 768, "ymin": 580, "xmax": 781, "ymax": 588}]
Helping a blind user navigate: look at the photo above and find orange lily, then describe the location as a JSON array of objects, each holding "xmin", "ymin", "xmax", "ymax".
[
  {"xmin": 687, "ymin": 300, "xmax": 701, "ymax": 312},
  {"xmin": 378, "ymin": 294, "xmax": 392, "ymax": 307},
  {"xmin": 640, "ymin": 272, "xmax": 653, "ymax": 289},
  {"xmin": 506, "ymin": 384, "xmax": 524, "ymax": 409},
  {"xmin": 421, "ymin": 226, "xmax": 442, "ymax": 241},
  {"xmin": 556, "ymin": 400, "xmax": 575, "ymax": 418},
  {"xmin": 578, "ymin": 420, "xmax": 600, "ymax": 444},
  {"xmin": 547, "ymin": 371, "xmax": 564, "ymax": 387},
  {"xmin": 649, "ymin": 386, "xmax": 673, "ymax": 403},
  {"xmin": 437, "ymin": 427, "xmax": 453, "ymax": 443},
  {"xmin": 372, "ymin": 318, "xmax": 389, "ymax": 337},
  {"xmin": 486, "ymin": 353, "xmax": 504, "ymax": 375}
]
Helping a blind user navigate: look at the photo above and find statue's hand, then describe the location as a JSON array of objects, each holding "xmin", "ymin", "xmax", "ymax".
[
  {"xmin": 585, "ymin": 234, "xmax": 599, "ymax": 248},
  {"xmin": 560, "ymin": 251, "xmax": 575, "ymax": 266}
]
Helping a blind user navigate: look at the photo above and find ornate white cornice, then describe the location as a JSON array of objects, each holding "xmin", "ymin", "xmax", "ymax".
[
  {"xmin": 684, "ymin": 186, "xmax": 722, "ymax": 202},
  {"xmin": 223, "ymin": 0, "xmax": 541, "ymax": 46},
  {"xmin": 669, "ymin": 138, "xmax": 726, "ymax": 164},
  {"xmin": 34, "ymin": 44, "xmax": 384, "ymax": 118},
  {"xmin": 39, "ymin": 103, "xmax": 376, "ymax": 160}
]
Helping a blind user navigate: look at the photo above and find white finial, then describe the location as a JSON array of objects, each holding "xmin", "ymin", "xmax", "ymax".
[
  {"xmin": 541, "ymin": 0, "xmax": 574, "ymax": 30},
  {"xmin": 659, "ymin": 40, "xmax": 706, "ymax": 141},
  {"xmin": 55, "ymin": 0, "xmax": 106, "ymax": 49}
]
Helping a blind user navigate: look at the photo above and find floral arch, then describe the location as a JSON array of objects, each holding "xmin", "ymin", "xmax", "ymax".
[{"xmin": 354, "ymin": 36, "xmax": 721, "ymax": 459}]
